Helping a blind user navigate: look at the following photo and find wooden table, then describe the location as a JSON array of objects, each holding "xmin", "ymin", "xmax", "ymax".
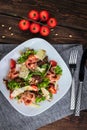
[{"xmin": 0, "ymin": 0, "xmax": 87, "ymax": 130}]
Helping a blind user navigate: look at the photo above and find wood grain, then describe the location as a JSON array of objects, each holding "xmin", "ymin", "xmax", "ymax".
[
  {"xmin": 0, "ymin": 0, "xmax": 87, "ymax": 44},
  {"xmin": 38, "ymin": 111, "xmax": 87, "ymax": 130}
]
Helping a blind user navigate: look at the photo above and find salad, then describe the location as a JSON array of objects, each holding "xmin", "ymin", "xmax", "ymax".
[{"xmin": 3, "ymin": 48, "xmax": 62, "ymax": 106}]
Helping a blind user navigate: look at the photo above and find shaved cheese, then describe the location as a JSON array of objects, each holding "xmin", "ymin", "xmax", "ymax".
[
  {"xmin": 16, "ymin": 64, "xmax": 21, "ymax": 71},
  {"xmin": 35, "ymin": 49, "xmax": 46, "ymax": 60},
  {"xmin": 55, "ymin": 81, "xmax": 58, "ymax": 90},
  {"xmin": 36, "ymin": 67, "xmax": 45, "ymax": 73},
  {"xmin": 11, "ymin": 86, "xmax": 36, "ymax": 98},
  {"xmin": 19, "ymin": 64, "xmax": 29, "ymax": 79},
  {"xmin": 41, "ymin": 88, "xmax": 50, "ymax": 100}
]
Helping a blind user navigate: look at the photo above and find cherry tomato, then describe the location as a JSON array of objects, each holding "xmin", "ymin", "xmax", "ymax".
[
  {"xmin": 28, "ymin": 10, "xmax": 39, "ymax": 21},
  {"xmin": 47, "ymin": 18, "xmax": 57, "ymax": 28},
  {"xmin": 18, "ymin": 19, "xmax": 30, "ymax": 31},
  {"xmin": 39, "ymin": 10, "xmax": 49, "ymax": 21},
  {"xmin": 48, "ymin": 85, "xmax": 57, "ymax": 94},
  {"xmin": 10, "ymin": 59, "xmax": 16, "ymax": 69},
  {"xmin": 50, "ymin": 60, "xmax": 57, "ymax": 66},
  {"xmin": 40, "ymin": 26, "xmax": 50, "ymax": 36},
  {"xmin": 31, "ymin": 85, "xmax": 38, "ymax": 91},
  {"xmin": 30, "ymin": 23, "xmax": 40, "ymax": 33}
]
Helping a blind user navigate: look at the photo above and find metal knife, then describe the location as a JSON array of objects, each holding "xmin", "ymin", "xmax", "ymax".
[{"xmin": 75, "ymin": 49, "xmax": 87, "ymax": 116}]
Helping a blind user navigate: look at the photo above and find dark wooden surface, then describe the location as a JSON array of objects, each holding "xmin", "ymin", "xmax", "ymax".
[
  {"xmin": 0, "ymin": 0, "xmax": 87, "ymax": 45},
  {"xmin": 0, "ymin": 0, "xmax": 87, "ymax": 130},
  {"xmin": 39, "ymin": 111, "xmax": 87, "ymax": 130}
]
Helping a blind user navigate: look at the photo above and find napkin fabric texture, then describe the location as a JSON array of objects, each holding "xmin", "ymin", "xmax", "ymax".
[{"xmin": 0, "ymin": 44, "xmax": 87, "ymax": 130}]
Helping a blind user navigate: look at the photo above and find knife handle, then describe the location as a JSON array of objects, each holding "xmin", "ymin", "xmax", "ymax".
[
  {"xmin": 70, "ymin": 77, "xmax": 75, "ymax": 110},
  {"xmin": 75, "ymin": 82, "xmax": 83, "ymax": 116}
]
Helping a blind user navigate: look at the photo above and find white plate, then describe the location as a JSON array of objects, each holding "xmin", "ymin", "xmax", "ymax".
[{"xmin": 0, "ymin": 38, "xmax": 72, "ymax": 116}]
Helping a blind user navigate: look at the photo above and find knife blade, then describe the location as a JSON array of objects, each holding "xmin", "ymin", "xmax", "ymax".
[
  {"xmin": 75, "ymin": 49, "xmax": 87, "ymax": 116},
  {"xmin": 79, "ymin": 49, "xmax": 87, "ymax": 81}
]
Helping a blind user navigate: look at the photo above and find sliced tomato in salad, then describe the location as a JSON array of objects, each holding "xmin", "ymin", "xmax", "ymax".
[
  {"xmin": 48, "ymin": 85, "xmax": 57, "ymax": 94},
  {"xmin": 31, "ymin": 85, "xmax": 38, "ymax": 91},
  {"xmin": 10, "ymin": 59, "xmax": 16, "ymax": 69},
  {"xmin": 9, "ymin": 91, "xmax": 13, "ymax": 99},
  {"xmin": 50, "ymin": 60, "xmax": 57, "ymax": 67},
  {"xmin": 25, "ymin": 100, "xmax": 32, "ymax": 105}
]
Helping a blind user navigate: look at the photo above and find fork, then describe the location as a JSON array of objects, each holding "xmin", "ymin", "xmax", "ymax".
[{"xmin": 69, "ymin": 50, "xmax": 78, "ymax": 110}]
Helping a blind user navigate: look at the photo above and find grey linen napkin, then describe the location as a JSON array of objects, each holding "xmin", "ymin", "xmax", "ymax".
[{"xmin": 0, "ymin": 44, "xmax": 87, "ymax": 130}]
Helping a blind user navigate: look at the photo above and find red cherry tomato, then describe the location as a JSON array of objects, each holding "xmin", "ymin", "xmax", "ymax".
[
  {"xmin": 47, "ymin": 18, "xmax": 57, "ymax": 28},
  {"xmin": 40, "ymin": 26, "xmax": 50, "ymax": 36},
  {"xmin": 28, "ymin": 10, "xmax": 39, "ymax": 21},
  {"xmin": 31, "ymin": 85, "xmax": 38, "ymax": 91},
  {"xmin": 18, "ymin": 19, "xmax": 30, "ymax": 31},
  {"xmin": 30, "ymin": 23, "xmax": 40, "ymax": 33},
  {"xmin": 50, "ymin": 60, "xmax": 57, "ymax": 66},
  {"xmin": 10, "ymin": 59, "xmax": 16, "ymax": 69},
  {"xmin": 39, "ymin": 10, "xmax": 49, "ymax": 21},
  {"xmin": 48, "ymin": 85, "xmax": 57, "ymax": 94}
]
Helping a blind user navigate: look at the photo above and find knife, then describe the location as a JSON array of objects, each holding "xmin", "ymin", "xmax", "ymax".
[{"xmin": 75, "ymin": 49, "xmax": 87, "ymax": 116}]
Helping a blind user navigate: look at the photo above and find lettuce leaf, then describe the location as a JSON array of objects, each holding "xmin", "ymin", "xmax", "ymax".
[{"xmin": 54, "ymin": 65, "xmax": 62, "ymax": 75}]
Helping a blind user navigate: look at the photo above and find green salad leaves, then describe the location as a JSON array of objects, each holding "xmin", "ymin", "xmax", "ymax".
[
  {"xmin": 17, "ymin": 49, "xmax": 36, "ymax": 64},
  {"xmin": 54, "ymin": 65, "xmax": 62, "ymax": 75},
  {"xmin": 38, "ymin": 78, "xmax": 50, "ymax": 88},
  {"xmin": 8, "ymin": 80, "xmax": 21, "ymax": 90},
  {"xmin": 35, "ymin": 96, "xmax": 46, "ymax": 103}
]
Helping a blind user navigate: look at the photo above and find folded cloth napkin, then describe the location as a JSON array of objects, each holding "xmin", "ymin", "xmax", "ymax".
[{"xmin": 0, "ymin": 44, "xmax": 87, "ymax": 130}]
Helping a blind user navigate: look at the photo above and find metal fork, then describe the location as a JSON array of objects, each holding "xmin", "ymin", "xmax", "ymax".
[{"xmin": 69, "ymin": 50, "xmax": 78, "ymax": 110}]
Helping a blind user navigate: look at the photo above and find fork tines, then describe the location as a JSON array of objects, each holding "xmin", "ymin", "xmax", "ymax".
[{"xmin": 69, "ymin": 50, "xmax": 78, "ymax": 65}]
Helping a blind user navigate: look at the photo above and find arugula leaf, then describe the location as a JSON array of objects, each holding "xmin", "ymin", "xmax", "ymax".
[
  {"xmin": 23, "ymin": 81, "xmax": 29, "ymax": 86},
  {"xmin": 25, "ymin": 71, "xmax": 42, "ymax": 82},
  {"xmin": 38, "ymin": 78, "xmax": 50, "ymax": 88},
  {"xmin": 31, "ymin": 71, "xmax": 42, "ymax": 76},
  {"xmin": 41, "ymin": 64, "xmax": 49, "ymax": 69},
  {"xmin": 17, "ymin": 49, "xmax": 35, "ymax": 64},
  {"xmin": 49, "ymin": 92, "xmax": 53, "ymax": 98},
  {"xmin": 35, "ymin": 96, "xmax": 46, "ymax": 103},
  {"xmin": 15, "ymin": 96, "xmax": 20, "ymax": 100},
  {"xmin": 8, "ymin": 80, "xmax": 21, "ymax": 90},
  {"xmin": 24, "ymin": 73, "xmax": 33, "ymax": 81},
  {"xmin": 54, "ymin": 65, "xmax": 62, "ymax": 75}
]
